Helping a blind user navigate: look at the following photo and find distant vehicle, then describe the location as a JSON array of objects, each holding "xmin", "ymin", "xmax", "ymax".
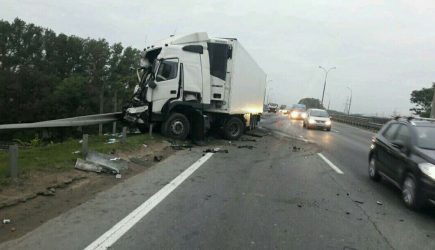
[
  {"xmin": 267, "ymin": 103, "xmax": 278, "ymax": 113},
  {"xmin": 368, "ymin": 117, "xmax": 435, "ymax": 209},
  {"xmin": 278, "ymin": 105, "xmax": 287, "ymax": 115},
  {"xmin": 303, "ymin": 109, "xmax": 331, "ymax": 131},
  {"xmin": 289, "ymin": 104, "xmax": 307, "ymax": 120}
]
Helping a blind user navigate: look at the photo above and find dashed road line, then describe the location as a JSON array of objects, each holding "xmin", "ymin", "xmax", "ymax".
[
  {"xmin": 317, "ymin": 153, "xmax": 344, "ymax": 174},
  {"xmin": 84, "ymin": 153, "xmax": 214, "ymax": 250}
]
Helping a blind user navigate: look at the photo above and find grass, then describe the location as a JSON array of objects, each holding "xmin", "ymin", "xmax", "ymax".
[{"xmin": 0, "ymin": 133, "xmax": 159, "ymax": 184}]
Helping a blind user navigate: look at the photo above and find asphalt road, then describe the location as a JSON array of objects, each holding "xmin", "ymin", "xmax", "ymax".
[{"xmin": 2, "ymin": 114, "xmax": 435, "ymax": 250}]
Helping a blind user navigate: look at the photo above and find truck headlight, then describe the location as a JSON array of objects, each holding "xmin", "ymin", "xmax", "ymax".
[
  {"xmin": 309, "ymin": 118, "xmax": 316, "ymax": 124},
  {"xmin": 325, "ymin": 120, "xmax": 331, "ymax": 126},
  {"xmin": 291, "ymin": 111, "xmax": 298, "ymax": 118},
  {"xmin": 419, "ymin": 163, "xmax": 435, "ymax": 180}
]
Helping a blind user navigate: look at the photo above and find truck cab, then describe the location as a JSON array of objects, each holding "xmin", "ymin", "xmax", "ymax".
[{"xmin": 123, "ymin": 32, "xmax": 265, "ymax": 141}]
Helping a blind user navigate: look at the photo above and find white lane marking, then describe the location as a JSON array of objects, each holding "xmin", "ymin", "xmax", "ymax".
[
  {"xmin": 85, "ymin": 153, "xmax": 214, "ymax": 250},
  {"xmin": 317, "ymin": 153, "xmax": 344, "ymax": 175}
]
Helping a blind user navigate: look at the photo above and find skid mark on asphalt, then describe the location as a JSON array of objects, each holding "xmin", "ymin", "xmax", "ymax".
[
  {"xmin": 85, "ymin": 153, "xmax": 214, "ymax": 250},
  {"xmin": 318, "ymin": 153, "xmax": 344, "ymax": 174}
]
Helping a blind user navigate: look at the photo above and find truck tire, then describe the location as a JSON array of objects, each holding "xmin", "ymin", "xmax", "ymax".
[
  {"xmin": 162, "ymin": 113, "xmax": 190, "ymax": 140},
  {"xmin": 223, "ymin": 117, "xmax": 244, "ymax": 140}
]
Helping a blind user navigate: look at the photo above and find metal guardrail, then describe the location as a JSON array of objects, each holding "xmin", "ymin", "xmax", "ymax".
[
  {"xmin": 330, "ymin": 114, "xmax": 390, "ymax": 130},
  {"xmin": 0, "ymin": 112, "xmax": 122, "ymax": 130}
]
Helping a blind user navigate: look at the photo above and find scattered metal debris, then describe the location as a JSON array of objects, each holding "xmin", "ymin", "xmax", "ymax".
[
  {"xmin": 72, "ymin": 150, "xmax": 80, "ymax": 154},
  {"xmin": 352, "ymin": 200, "xmax": 364, "ymax": 204},
  {"xmin": 115, "ymin": 174, "xmax": 122, "ymax": 179},
  {"xmin": 203, "ymin": 148, "xmax": 229, "ymax": 153},
  {"xmin": 171, "ymin": 144, "xmax": 193, "ymax": 150},
  {"xmin": 3, "ymin": 219, "xmax": 11, "ymax": 224},
  {"xmin": 376, "ymin": 201, "xmax": 383, "ymax": 205},
  {"xmin": 143, "ymin": 144, "xmax": 148, "ymax": 148},
  {"xmin": 238, "ymin": 145, "xmax": 255, "ymax": 149},
  {"xmin": 297, "ymin": 204, "xmax": 302, "ymax": 208},
  {"xmin": 292, "ymin": 146, "xmax": 301, "ymax": 152},
  {"xmin": 109, "ymin": 157, "xmax": 121, "ymax": 161},
  {"xmin": 346, "ymin": 212, "xmax": 350, "ymax": 215}
]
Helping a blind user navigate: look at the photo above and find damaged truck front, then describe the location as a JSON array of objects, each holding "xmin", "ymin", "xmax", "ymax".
[{"xmin": 123, "ymin": 32, "xmax": 266, "ymax": 141}]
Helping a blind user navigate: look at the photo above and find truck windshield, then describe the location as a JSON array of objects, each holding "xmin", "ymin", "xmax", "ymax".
[{"xmin": 416, "ymin": 126, "xmax": 435, "ymax": 150}]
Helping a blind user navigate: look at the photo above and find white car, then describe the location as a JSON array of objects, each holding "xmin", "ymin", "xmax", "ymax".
[{"xmin": 303, "ymin": 109, "xmax": 332, "ymax": 131}]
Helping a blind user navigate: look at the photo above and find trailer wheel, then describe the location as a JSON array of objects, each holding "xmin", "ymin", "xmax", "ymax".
[
  {"xmin": 223, "ymin": 117, "xmax": 244, "ymax": 140},
  {"xmin": 162, "ymin": 113, "xmax": 190, "ymax": 140}
]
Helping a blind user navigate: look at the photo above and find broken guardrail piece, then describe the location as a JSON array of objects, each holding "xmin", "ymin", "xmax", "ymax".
[
  {"xmin": 86, "ymin": 151, "xmax": 128, "ymax": 174},
  {"xmin": 75, "ymin": 158, "xmax": 103, "ymax": 173}
]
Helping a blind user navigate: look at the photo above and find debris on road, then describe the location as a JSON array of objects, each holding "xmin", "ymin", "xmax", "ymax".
[
  {"xmin": 154, "ymin": 155, "xmax": 163, "ymax": 162},
  {"xmin": 115, "ymin": 174, "xmax": 122, "ymax": 179},
  {"xmin": 297, "ymin": 204, "xmax": 302, "ymax": 208},
  {"xmin": 241, "ymin": 138, "xmax": 256, "ymax": 142},
  {"xmin": 72, "ymin": 150, "xmax": 80, "ymax": 154},
  {"xmin": 238, "ymin": 145, "xmax": 255, "ymax": 149},
  {"xmin": 171, "ymin": 144, "xmax": 193, "ymax": 150},
  {"xmin": 352, "ymin": 200, "xmax": 364, "ymax": 204},
  {"xmin": 346, "ymin": 212, "xmax": 350, "ymax": 215},
  {"xmin": 109, "ymin": 157, "xmax": 121, "ymax": 161},
  {"xmin": 78, "ymin": 139, "xmax": 83, "ymax": 144},
  {"xmin": 143, "ymin": 144, "xmax": 148, "ymax": 148},
  {"xmin": 376, "ymin": 201, "xmax": 383, "ymax": 205},
  {"xmin": 245, "ymin": 132, "xmax": 263, "ymax": 138},
  {"xmin": 3, "ymin": 219, "xmax": 11, "ymax": 224},
  {"xmin": 10, "ymin": 227, "xmax": 16, "ymax": 232},
  {"xmin": 292, "ymin": 146, "xmax": 301, "ymax": 152},
  {"xmin": 203, "ymin": 148, "xmax": 229, "ymax": 153},
  {"xmin": 399, "ymin": 219, "xmax": 404, "ymax": 222}
]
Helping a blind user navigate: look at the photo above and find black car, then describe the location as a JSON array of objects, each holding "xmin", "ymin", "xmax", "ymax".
[{"xmin": 368, "ymin": 117, "xmax": 435, "ymax": 209}]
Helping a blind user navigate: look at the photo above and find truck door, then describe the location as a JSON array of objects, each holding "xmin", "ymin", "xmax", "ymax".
[{"xmin": 151, "ymin": 58, "xmax": 180, "ymax": 112}]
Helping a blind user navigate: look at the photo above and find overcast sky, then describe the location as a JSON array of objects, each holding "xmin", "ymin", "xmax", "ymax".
[{"xmin": 1, "ymin": 0, "xmax": 434, "ymax": 116}]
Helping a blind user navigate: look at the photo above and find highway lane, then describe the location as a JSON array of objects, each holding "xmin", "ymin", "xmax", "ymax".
[
  {"xmin": 2, "ymin": 114, "xmax": 435, "ymax": 249},
  {"xmin": 261, "ymin": 113, "xmax": 435, "ymax": 250}
]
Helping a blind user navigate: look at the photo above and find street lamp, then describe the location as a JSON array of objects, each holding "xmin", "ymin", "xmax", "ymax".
[
  {"xmin": 319, "ymin": 66, "xmax": 336, "ymax": 106},
  {"xmin": 346, "ymin": 86, "xmax": 352, "ymax": 115}
]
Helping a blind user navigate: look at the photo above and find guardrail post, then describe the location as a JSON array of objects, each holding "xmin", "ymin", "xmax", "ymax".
[
  {"xmin": 82, "ymin": 134, "xmax": 88, "ymax": 158},
  {"xmin": 121, "ymin": 127, "xmax": 127, "ymax": 143},
  {"xmin": 9, "ymin": 145, "xmax": 18, "ymax": 179},
  {"xmin": 149, "ymin": 123, "xmax": 154, "ymax": 138}
]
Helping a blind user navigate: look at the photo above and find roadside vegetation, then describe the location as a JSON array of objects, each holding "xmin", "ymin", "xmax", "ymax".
[{"xmin": 0, "ymin": 133, "xmax": 157, "ymax": 185}]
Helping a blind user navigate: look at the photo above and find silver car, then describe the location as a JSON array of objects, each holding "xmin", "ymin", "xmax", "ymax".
[{"xmin": 303, "ymin": 109, "xmax": 332, "ymax": 131}]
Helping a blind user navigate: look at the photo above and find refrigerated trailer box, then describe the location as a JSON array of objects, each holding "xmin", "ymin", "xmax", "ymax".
[{"xmin": 123, "ymin": 32, "xmax": 266, "ymax": 140}]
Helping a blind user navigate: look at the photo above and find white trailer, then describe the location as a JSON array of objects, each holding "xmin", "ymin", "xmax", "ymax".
[{"xmin": 123, "ymin": 32, "xmax": 266, "ymax": 141}]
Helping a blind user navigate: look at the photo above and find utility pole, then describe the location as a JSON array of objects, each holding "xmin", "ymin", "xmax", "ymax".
[
  {"xmin": 431, "ymin": 82, "xmax": 435, "ymax": 118},
  {"xmin": 319, "ymin": 66, "xmax": 336, "ymax": 106}
]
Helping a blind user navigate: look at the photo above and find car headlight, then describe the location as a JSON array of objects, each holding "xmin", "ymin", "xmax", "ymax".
[
  {"xmin": 419, "ymin": 163, "xmax": 435, "ymax": 180},
  {"xmin": 291, "ymin": 111, "xmax": 298, "ymax": 118},
  {"xmin": 309, "ymin": 118, "xmax": 316, "ymax": 124},
  {"xmin": 325, "ymin": 120, "xmax": 331, "ymax": 126},
  {"xmin": 301, "ymin": 113, "xmax": 307, "ymax": 119}
]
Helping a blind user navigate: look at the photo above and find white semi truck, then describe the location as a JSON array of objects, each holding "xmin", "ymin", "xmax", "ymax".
[{"xmin": 123, "ymin": 32, "xmax": 266, "ymax": 141}]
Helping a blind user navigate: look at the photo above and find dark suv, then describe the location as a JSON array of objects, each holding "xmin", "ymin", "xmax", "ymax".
[{"xmin": 368, "ymin": 117, "xmax": 435, "ymax": 209}]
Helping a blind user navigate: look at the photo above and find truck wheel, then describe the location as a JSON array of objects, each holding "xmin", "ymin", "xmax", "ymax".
[
  {"xmin": 223, "ymin": 117, "xmax": 244, "ymax": 140},
  {"xmin": 162, "ymin": 113, "xmax": 190, "ymax": 140}
]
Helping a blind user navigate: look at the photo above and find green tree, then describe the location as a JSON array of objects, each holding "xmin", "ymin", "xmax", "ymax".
[
  {"xmin": 410, "ymin": 85, "xmax": 434, "ymax": 118},
  {"xmin": 298, "ymin": 98, "xmax": 324, "ymax": 109}
]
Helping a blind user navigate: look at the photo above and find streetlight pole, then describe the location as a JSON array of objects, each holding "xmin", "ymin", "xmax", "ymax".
[
  {"xmin": 431, "ymin": 82, "xmax": 435, "ymax": 118},
  {"xmin": 319, "ymin": 66, "xmax": 336, "ymax": 107},
  {"xmin": 346, "ymin": 86, "xmax": 352, "ymax": 115}
]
